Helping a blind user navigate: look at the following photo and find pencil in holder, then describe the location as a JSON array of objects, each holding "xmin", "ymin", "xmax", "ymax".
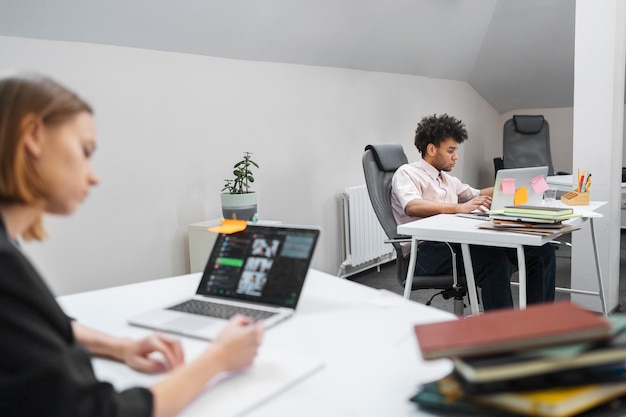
[{"xmin": 561, "ymin": 190, "xmax": 590, "ymax": 206}]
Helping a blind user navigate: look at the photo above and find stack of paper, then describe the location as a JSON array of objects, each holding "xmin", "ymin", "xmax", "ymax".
[
  {"xmin": 482, "ymin": 205, "xmax": 582, "ymax": 235},
  {"xmin": 411, "ymin": 302, "xmax": 626, "ymax": 417}
]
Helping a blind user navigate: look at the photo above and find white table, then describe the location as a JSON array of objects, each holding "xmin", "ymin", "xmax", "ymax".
[
  {"xmin": 546, "ymin": 175, "xmax": 580, "ymax": 193},
  {"xmin": 57, "ymin": 270, "xmax": 454, "ymax": 417},
  {"xmin": 547, "ymin": 174, "xmax": 626, "ymax": 194},
  {"xmin": 548, "ymin": 174, "xmax": 626, "ymax": 229},
  {"xmin": 397, "ymin": 202, "xmax": 607, "ymax": 316}
]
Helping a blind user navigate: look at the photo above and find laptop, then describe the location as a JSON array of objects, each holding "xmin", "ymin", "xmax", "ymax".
[
  {"xmin": 457, "ymin": 166, "xmax": 549, "ymax": 220},
  {"xmin": 128, "ymin": 224, "xmax": 321, "ymax": 340}
]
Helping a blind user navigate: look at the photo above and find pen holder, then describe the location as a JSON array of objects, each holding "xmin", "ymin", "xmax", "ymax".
[{"xmin": 561, "ymin": 190, "xmax": 590, "ymax": 206}]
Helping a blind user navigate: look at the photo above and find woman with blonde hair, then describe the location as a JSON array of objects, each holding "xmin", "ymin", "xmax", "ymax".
[{"xmin": 0, "ymin": 72, "xmax": 263, "ymax": 417}]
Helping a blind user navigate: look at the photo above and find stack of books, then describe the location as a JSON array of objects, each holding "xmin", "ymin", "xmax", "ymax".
[
  {"xmin": 411, "ymin": 302, "xmax": 626, "ymax": 417},
  {"xmin": 480, "ymin": 205, "xmax": 582, "ymax": 236}
]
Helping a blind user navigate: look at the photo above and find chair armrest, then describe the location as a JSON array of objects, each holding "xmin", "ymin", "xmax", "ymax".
[
  {"xmin": 442, "ymin": 242, "xmax": 462, "ymax": 289},
  {"xmin": 384, "ymin": 238, "xmax": 411, "ymax": 244},
  {"xmin": 493, "ymin": 157, "xmax": 504, "ymax": 175}
]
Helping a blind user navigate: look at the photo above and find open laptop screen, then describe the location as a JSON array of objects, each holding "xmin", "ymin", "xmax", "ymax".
[
  {"xmin": 197, "ymin": 225, "xmax": 320, "ymax": 308},
  {"xmin": 491, "ymin": 166, "xmax": 549, "ymax": 211}
]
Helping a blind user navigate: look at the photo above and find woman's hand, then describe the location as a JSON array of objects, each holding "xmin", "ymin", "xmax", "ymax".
[
  {"xmin": 209, "ymin": 315, "xmax": 264, "ymax": 372},
  {"xmin": 150, "ymin": 315, "xmax": 264, "ymax": 417},
  {"xmin": 72, "ymin": 322, "xmax": 184, "ymax": 374},
  {"xmin": 121, "ymin": 333, "xmax": 185, "ymax": 374}
]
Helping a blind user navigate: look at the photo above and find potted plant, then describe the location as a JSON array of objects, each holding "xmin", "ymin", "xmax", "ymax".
[{"xmin": 221, "ymin": 151, "xmax": 260, "ymax": 221}]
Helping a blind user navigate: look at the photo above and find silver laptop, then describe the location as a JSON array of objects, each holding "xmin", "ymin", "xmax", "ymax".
[
  {"xmin": 457, "ymin": 166, "xmax": 549, "ymax": 220},
  {"xmin": 128, "ymin": 224, "xmax": 321, "ymax": 340}
]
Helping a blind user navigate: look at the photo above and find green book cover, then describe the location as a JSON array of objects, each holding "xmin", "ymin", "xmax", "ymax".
[
  {"xmin": 503, "ymin": 205, "xmax": 574, "ymax": 216},
  {"xmin": 491, "ymin": 211, "xmax": 580, "ymax": 222}
]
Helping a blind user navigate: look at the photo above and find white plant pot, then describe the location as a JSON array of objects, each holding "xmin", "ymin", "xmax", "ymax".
[{"xmin": 220, "ymin": 192, "xmax": 258, "ymax": 221}]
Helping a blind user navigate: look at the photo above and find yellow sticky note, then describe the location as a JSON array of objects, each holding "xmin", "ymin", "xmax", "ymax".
[
  {"xmin": 208, "ymin": 219, "xmax": 248, "ymax": 234},
  {"xmin": 514, "ymin": 186, "xmax": 529, "ymax": 205}
]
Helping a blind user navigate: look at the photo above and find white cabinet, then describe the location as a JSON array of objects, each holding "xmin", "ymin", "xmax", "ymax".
[{"xmin": 188, "ymin": 219, "xmax": 221, "ymax": 273}]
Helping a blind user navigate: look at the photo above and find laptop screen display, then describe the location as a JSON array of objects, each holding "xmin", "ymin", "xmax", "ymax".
[{"xmin": 198, "ymin": 225, "xmax": 320, "ymax": 308}]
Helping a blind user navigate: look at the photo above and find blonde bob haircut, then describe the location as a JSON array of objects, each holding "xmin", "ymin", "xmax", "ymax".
[{"xmin": 0, "ymin": 72, "xmax": 93, "ymax": 240}]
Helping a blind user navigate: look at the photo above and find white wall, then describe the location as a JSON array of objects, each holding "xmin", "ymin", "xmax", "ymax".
[{"xmin": 0, "ymin": 36, "xmax": 499, "ymax": 295}]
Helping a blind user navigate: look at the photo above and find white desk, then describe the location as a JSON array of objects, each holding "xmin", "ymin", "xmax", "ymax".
[
  {"xmin": 57, "ymin": 270, "xmax": 454, "ymax": 417},
  {"xmin": 397, "ymin": 203, "xmax": 607, "ymax": 316},
  {"xmin": 545, "ymin": 175, "xmax": 579, "ymax": 193},
  {"xmin": 547, "ymin": 174, "xmax": 626, "ymax": 194},
  {"xmin": 547, "ymin": 175, "xmax": 626, "ymax": 229}
]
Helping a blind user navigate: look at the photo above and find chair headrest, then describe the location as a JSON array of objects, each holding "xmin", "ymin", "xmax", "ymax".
[
  {"xmin": 364, "ymin": 144, "xmax": 408, "ymax": 172},
  {"xmin": 513, "ymin": 115, "xmax": 545, "ymax": 134}
]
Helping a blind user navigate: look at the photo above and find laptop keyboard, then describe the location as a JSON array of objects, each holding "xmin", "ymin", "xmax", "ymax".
[
  {"xmin": 167, "ymin": 299, "xmax": 277, "ymax": 321},
  {"xmin": 455, "ymin": 213, "xmax": 491, "ymax": 221}
]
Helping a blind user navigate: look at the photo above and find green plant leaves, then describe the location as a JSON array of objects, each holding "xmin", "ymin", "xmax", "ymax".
[{"xmin": 222, "ymin": 151, "xmax": 259, "ymax": 194}]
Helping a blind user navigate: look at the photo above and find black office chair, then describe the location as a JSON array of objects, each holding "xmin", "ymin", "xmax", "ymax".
[
  {"xmin": 362, "ymin": 144, "xmax": 466, "ymax": 315},
  {"xmin": 494, "ymin": 115, "xmax": 571, "ymax": 253},
  {"xmin": 494, "ymin": 115, "xmax": 569, "ymax": 177}
]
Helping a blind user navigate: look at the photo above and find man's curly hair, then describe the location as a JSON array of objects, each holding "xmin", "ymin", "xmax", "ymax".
[{"xmin": 414, "ymin": 113, "xmax": 468, "ymax": 155}]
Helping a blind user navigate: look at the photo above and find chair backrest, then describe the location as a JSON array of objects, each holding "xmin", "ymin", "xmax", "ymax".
[
  {"xmin": 503, "ymin": 115, "xmax": 555, "ymax": 176},
  {"xmin": 362, "ymin": 144, "xmax": 408, "ymax": 241}
]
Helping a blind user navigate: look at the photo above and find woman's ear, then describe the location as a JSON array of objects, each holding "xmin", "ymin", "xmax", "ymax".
[{"xmin": 21, "ymin": 114, "xmax": 44, "ymax": 159}]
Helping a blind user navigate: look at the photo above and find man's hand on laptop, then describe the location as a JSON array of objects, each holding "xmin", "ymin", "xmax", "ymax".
[{"xmin": 460, "ymin": 195, "xmax": 492, "ymax": 214}]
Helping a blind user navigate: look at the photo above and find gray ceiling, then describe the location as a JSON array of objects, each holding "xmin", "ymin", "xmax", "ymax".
[{"xmin": 0, "ymin": 0, "xmax": 576, "ymax": 113}]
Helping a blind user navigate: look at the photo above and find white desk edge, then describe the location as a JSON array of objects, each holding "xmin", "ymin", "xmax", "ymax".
[{"xmin": 57, "ymin": 269, "xmax": 455, "ymax": 417}]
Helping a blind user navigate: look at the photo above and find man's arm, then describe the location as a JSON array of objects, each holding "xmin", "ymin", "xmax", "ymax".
[
  {"xmin": 404, "ymin": 193, "xmax": 493, "ymax": 218},
  {"xmin": 480, "ymin": 187, "xmax": 494, "ymax": 197}
]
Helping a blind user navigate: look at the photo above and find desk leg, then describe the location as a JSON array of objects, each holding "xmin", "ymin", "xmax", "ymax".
[
  {"xmin": 460, "ymin": 244, "xmax": 480, "ymax": 315},
  {"xmin": 589, "ymin": 218, "xmax": 608, "ymax": 316},
  {"xmin": 403, "ymin": 237, "xmax": 418, "ymax": 299},
  {"xmin": 517, "ymin": 245, "xmax": 526, "ymax": 309}
]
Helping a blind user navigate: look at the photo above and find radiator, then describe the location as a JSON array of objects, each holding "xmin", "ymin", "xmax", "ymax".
[{"xmin": 337, "ymin": 185, "xmax": 395, "ymax": 278}]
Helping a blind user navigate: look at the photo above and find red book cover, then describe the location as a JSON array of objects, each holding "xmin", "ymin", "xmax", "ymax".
[{"xmin": 414, "ymin": 302, "xmax": 611, "ymax": 360}]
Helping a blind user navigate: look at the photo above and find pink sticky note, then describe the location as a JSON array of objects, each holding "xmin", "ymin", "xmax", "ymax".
[
  {"xmin": 530, "ymin": 175, "xmax": 549, "ymax": 194},
  {"xmin": 501, "ymin": 178, "xmax": 516, "ymax": 195}
]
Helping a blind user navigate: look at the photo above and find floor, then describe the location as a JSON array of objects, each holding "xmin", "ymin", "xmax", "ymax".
[{"xmin": 347, "ymin": 231, "xmax": 626, "ymax": 316}]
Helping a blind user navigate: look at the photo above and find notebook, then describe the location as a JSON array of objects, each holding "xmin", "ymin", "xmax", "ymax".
[
  {"xmin": 128, "ymin": 223, "xmax": 321, "ymax": 340},
  {"xmin": 456, "ymin": 166, "xmax": 549, "ymax": 220}
]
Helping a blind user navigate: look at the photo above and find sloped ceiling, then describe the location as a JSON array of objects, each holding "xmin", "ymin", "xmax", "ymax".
[{"xmin": 0, "ymin": 0, "xmax": 577, "ymax": 113}]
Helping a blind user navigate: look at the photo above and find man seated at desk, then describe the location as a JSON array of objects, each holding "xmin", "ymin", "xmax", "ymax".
[{"xmin": 391, "ymin": 113, "xmax": 556, "ymax": 311}]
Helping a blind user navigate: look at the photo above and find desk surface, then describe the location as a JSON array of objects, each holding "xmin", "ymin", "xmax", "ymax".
[
  {"xmin": 57, "ymin": 270, "xmax": 454, "ymax": 417},
  {"xmin": 397, "ymin": 203, "xmax": 604, "ymax": 247},
  {"xmin": 397, "ymin": 213, "xmax": 558, "ymax": 247}
]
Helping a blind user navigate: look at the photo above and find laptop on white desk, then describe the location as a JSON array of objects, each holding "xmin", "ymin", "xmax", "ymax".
[
  {"xmin": 128, "ymin": 224, "xmax": 321, "ymax": 340},
  {"xmin": 457, "ymin": 166, "xmax": 549, "ymax": 220}
]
